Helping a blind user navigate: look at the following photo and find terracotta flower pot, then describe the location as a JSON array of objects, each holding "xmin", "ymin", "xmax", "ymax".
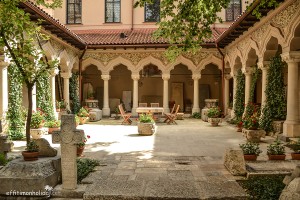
[
  {"xmin": 244, "ymin": 154, "xmax": 257, "ymax": 161},
  {"xmin": 77, "ymin": 146, "xmax": 85, "ymax": 157},
  {"xmin": 79, "ymin": 117, "xmax": 88, "ymax": 125},
  {"xmin": 22, "ymin": 151, "xmax": 39, "ymax": 161},
  {"xmin": 48, "ymin": 127, "xmax": 59, "ymax": 134},
  {"xmin": 291, "ymin": 153, "xmax": 300, "ymax": 160},
  {"xmin": 268, "ymin": 154, "xmax": 286, "ymax": 160}
]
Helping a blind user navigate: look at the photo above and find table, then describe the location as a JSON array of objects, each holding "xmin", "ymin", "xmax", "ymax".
[{"xmin": 136, "ymin": 107, "xmax": 164, "ymax": 114}]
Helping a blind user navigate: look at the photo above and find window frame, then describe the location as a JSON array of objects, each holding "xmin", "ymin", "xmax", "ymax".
[
  {"xmin": 225, "ymin": 0, "xmax": 242, "ymax": 22},
  {"xmin": 66, "ymin": 0, "xmax": 82, "ymax": 24},
  {"xmin": 144, "ymin": 0, "xmax": 160, "ymax": 22},
  {"xmin": 105, "ymin": 0, "xmax": 121, "ymax": 23}
]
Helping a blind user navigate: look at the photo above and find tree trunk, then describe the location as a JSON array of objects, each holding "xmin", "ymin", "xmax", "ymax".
[{"xmin": 26, "ymin": 83, "xmax": 34, "ymax": 144}]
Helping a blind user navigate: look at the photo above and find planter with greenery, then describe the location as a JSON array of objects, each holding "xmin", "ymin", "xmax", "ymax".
[
  {"xmin": 30, "ymin": 109, "xmax": 45, "ymax": 139},
  {"xmin": 239, "ymin": 142, "xmax": 262, "ymax": 161},
  {"xmin": 22, "ymin": 140, "xmax": 39, "ymax": 161},
  {"xmin": 77, "ymin": 107, "xmax": 89, "ymax": 125},
  {"xmin": 138, "ymin": 113, "xmax": 156, "ymax": 136},
  {"xmin": 207, "ymin": 107, "xmax": 222, "ymax": 126},
  {"xmin": 76, "ymin": 135, "xmax": 90, "ymax": 157},
  {"xmin": 267, "ymin": 140, "xmax": 286, "ymax": 160},
  {"xmin": 45, "ymin": 120, "xmax": 61, "ymax": 134},
  {"xmin": 285, "ymin": 138, "xmax": 300, "ymax": 160}
]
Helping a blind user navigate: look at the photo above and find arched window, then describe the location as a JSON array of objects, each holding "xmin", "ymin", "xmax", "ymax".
[
  {"xmin": 226, "ymin": 0, "xmax": 241, "ymax": 21},
  {"xmin": 67, "ymin": 0, "xmax": 82, "ymax": 24},
  {"xmin": 145, "ymin": 0, "xmax": 160, "ymax": 22},
  {"xmin": 105, "ymin": 0, "xmax": 121, "ymax": 23}
]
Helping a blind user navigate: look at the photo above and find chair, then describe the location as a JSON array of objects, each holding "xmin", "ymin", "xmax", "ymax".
[
  {"xmin": 118, "ymin": 104, "xmax": 132, "ymax": 125},
  {"xmin": 164, "ymin": 105, "xmax": 180, "ymax": 124},
  {"xmin": 150, "ymin": 103, "xmax": 159, "ymax": 107},
  {"xmin": 170, "ymin": 104, "xmax": 176, "ymax": 114},
  {"xmin": 139, "ymin": 103, "xmax": 147, "ymax": 107}
]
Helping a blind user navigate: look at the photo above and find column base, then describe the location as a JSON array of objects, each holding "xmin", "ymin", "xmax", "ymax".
[
  {"xmin": 283, "ymin": 121, "xmax": 300, "ymax": 137},
  {"xmin": 192, "ymin": 107, "xmax": 200, "ymax": 114},
  {"xmin": 164, "ymin": 107, "xmax": 170, "ymax": 113},
  {"xmin": 131, "ymin": 107, "xmax": 138, "ymax": 117},
  {"xmin": 102, "ymin": 107, "xmax": 111, "ymax": 117}
]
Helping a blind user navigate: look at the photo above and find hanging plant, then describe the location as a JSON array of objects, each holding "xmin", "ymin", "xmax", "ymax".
[
  {"xmin": 37, "ymin": 72, "xmax": 55, "ymax": 121},
  {"xmin": 70, "ymin": 72, "xmax": 80, "ymax": 114},
  {"xmin": 6, "ymin": 64, "xmax": 25, "ymax": 140},
  {"xmin": 234, "ymin": 69, "xmax": 245, "ymax": 122},
  {"xmin": 260, "ymin": 55, "xmax": 287, "ymax": 132}
]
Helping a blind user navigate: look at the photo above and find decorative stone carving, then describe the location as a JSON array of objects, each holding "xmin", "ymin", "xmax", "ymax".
[
  {"xmin": 35, "ymin": 138, "xmax": 57, "ymax": 157},
  {"xmin": 131, "ymin": 74, "xmax": 140, "ymax": 81},
  {"xmin": 101, "ymin": 74, "xmax": 111, "ymax": 81},
  {"xmin": 242, "ymin": 129, "xmax": 266, "ymax": 143},
  {"xmin": 162, "ymin": 73, "xmax": 170, "ymax": 80},
  {"xmin": 50, "ymin": 40, "xmax": 64, "ymax": 55},
  {"xmin": 251, "ymin": 23, "xmax": 270, "ymax": 49},
  {"xmin": 271, "ymin": 120, "xmax": 285, "ymax": 137},
  {"xmin": 280, "ymin": 165, "xmax": 300, "ymax": 200},
  {"xmin": 224, "ymin": 148, "xmax": 246, "ymax": 176},
  {"xmin": 237, "ymin": 38, "xmax": 250, "ymax": 53},
  {"xmin": 192, "ymin": 74, "xmax": 201, "ymax": 80},
  {"xmin": 0, "ymin": 134, "xmax": 13, "ymax": 159},
  {"xmin": 281, "ymin": 51, "xmax": 300, "ymax": 63}
]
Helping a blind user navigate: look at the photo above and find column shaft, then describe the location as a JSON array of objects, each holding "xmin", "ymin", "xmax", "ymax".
[
  {"xmin": 50, "ymin": 75, "xmax": 56, "ymax": 115},
  {"xmin": 132, "ymin": 78, "xmax": 139, "ymax": 116},
  {"xmin": 101, "ymin": 75, "xmax": 111, "ymax": 116},
  {"xmin": 244, "ymin": 73, "xmax": 252, "ymax": 103},
  {"xmin": 0, "ymin": 65, "xmax": 8, "ymax": 118},
  {"xmin": 231, "ymin": 76, "xmax": 237, "ymax": 118},
  {"xmin": 224, "ymin": 78, "xmax": 230, "ymax": 115},
  {"xmin": 286, "ymin": 62, "xmax": 299, "ymax": 123},
  {"xmin": 261, "ymin": 68, "xmax": 267, "ymax": 108},
  {"xmin": 192, "ymin": 78, "xmax": 200, "ymax": 113},
  {"xmin": 63, "ymin": 78, "xmax": 70, "ymax": 110}
]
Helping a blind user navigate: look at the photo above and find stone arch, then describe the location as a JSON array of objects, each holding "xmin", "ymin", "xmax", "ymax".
[
  {"xmin": 244, "ymin": 48, "xmax": 259, "ymax": 69},
  {"xmin": 71, "ymin": 56, "xmax": 80, "ymax": 72},
  {"xmin": 42, "ymin": 41, "xmax": 56, "ymax": 60},
  {"xmin": 261, "ymin": 26, "xmax": 284, "ymax": 55},
  {"xmin": 285, "ymin": 13, "xmax": 300, "ymax": 51},
  {"xmin": 106, "ymin": 56, "xmax": 135, "ymax": 72},
  {"xmin": 82, "ymin": 57, "xmax": 105, "ymax": 72},
  {"xmin": 243, "ymin": 39, "xmax": 262, "ymax": 60},
  {"xmin": 231, "ymin": 49, "xmax": 244, "ymax": 69},
  {"xmin": 198, "ymin": 54, "xmax": 222, "ymax": 71},
  {"xmin": 167, "ymin": 55, "xmax": 196, "ymax": 72},
  {"xmin": 136, "ymin": 56, "xmax": 165, "ymax": 72},
  {"xmin": 58, "ymin": 50, "xmax": 71, "ymax": 72}
]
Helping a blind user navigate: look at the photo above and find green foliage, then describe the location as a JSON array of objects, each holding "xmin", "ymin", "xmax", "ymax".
[
  {"xmin": 77, "ymin": 107, "xmax": 89, "ymax": 117},
  {"xmin": 249, "ymin": 67, "xmax": 259, "ymax": 104},
  {"xmin": 242, "ymin": 115, "xmax": 259, "ymax": 130},
  {"xmin": 26, "ymin": 140, "xmax": 39, "ymax": 152},
  {"xmin": 30, "ymin": 109, "xmax": 45, "ymax": 129},
  {"xmin": 37, "ymin": 72, "xmax": 55, "ymax": 121},
  {"xmin": 139, "ymin": 113, "xmax": 154, "ymax": 123},
  {"xmin": 44, "ymin": 120, "xmax": 60, "ymax": 128},
  {"xmin": 76, "ymin": 135, "xmax": 90, "ymax": 148},
  {"xmin": 267, "ymin": 140, "xmax": 285, "ymax": 155},
  {"xmin": 239, "ymin": 175, "xmax": 285, "ymax": 200},
  {"xmin": 207, "ymin": 107, "xmax": 221, "ymax": 118},
  {"xmin": 77, "ymin": 158, "xmax": 99, "ymax": 183},
  {"xmin": 192, "ymin": 112, "xmax": 201, "ymax": 119},
  {"xmin": 251, "ymin": 0, "xmax": 280, "ymax": 19},
  {"xmin": 70, "ymin": 73, "xmax": 80, "ymax": 114},
  {"xmin": 239, "ymin": 142, "xmax": 262, "ymax": 156},
  {"xmin": 0, "ymin": 153, "xmax": 9, "ymax": 166},
  {"xmin": 6, "ymin": 64, "xmax": 24, "ymax": 140},
  {"xmin": 286, "ymin": 138, "xmax": 300, "ymax": 153},
  {"xmin": 134, "ymin": 0, "xmax": 231, "ymax": 60},
  {"xmin": 260, "ymin": 55, "xmax": 286, "ymax": 132},
  {"xmin": 234, "ymin": 69, "xmax": 245, "ymax": 120}
]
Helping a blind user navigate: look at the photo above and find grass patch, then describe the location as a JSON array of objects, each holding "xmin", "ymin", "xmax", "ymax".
[
  {"xmin": 77, "ymin": 158, "xmax": 99, "ymax": 183},
  {"xmin": 238, "ymin": 175, "xmax": 285, "ymax": 200}
]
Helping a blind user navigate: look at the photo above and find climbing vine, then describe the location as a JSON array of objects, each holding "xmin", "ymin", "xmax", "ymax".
[
  {"xmin": 245, "ymin": 66, "xmax": 260, "ymax": 119},
  {"xmin": 7, "ymin": 64, "xmax": 24, "ymax": 140},
  {"xmin": 234, "ymin": 69, "xmax": 245, "ymax": 121},
  {"xmin": 37, "ymin": 72, "xmax": 55, "ymax": 121},
  {"xmin": 260, "ymin": 55, "xmax": 287, "ymax": 132},
  {"xmin": 70, "ymin": 72, "xmax": 80, "ymax": 114}
]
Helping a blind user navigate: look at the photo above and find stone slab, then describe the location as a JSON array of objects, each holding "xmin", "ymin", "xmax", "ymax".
[
  {"xmin": 52, "ymin": 184, "xmax": 87, "ymax": 199},
  {"xmin": 223, "ymin": 148, "xmax": 246, "ymax": 176}
]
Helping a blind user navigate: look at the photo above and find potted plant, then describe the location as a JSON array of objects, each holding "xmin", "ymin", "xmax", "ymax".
[
  {"xmin": 59, "ymin": 99, "xmax": 67, "ymax": 111},
  {"xmin": 22, "ymin": 140, "xmax": 39, "ymax": 161},
  {"xmin": 285, "ymin": 138, "xmax": 300, "ymax": 160},
  {"xmin": 267, "ymin": 139, "xmax": 286, "ymax": 160},
  {"xmin": 76, "ymin": 134, "xmax": 90, "ymax": 157},
  {"xmin": 242, "ymin": 115, "xmax": 259, "ymax": 130},
  {"xmin": 75, "ymin": 115, "xmax": 80, "ymax": 127},
  {"xmin": 239, "ymin": 142, "xmax": 262, "ymax": 161},
  {"xmin": 138, "ymin": 113, "xmax": 156, "ymax": 136},
  {"xmin": 45, "ymin": 120, "xmax": 61, "ymax": 134},
  {"xmin": 30, "ymin": 109, "xmax": 45, "ymax": 139},
  {"xmin": 77, "ymin": 107, "xmax": 89, "ymax": 124},
  {"xmin": 207, "ymin": 107, "xmax": 222, "ymax": 126},
  {"xmin": 87, "ymin": 92, "xmax": 94, "ymax": 100},
  {"xmin": 55, "ymin": 100, "xmax": 61, "ymax": 112}
]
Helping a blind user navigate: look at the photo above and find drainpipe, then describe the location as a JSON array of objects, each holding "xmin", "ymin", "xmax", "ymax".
[
  {"xmin": 216, "ymin": 43, "xmax": 225, "ymax": 116},
  {"xmin": 79, "ymin": 46, "xmax": 87, "ymax": 105},
  {"xmin": 131, "ymin": 0, "xmax": 134, "ymax": 30}
]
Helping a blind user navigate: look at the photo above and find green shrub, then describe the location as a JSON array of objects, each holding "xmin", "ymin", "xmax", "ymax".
[
  {"xmin": 239, "ymin": 142, "xmax": 262, "ymax": 156},
  {"xmin": 0, "ymin": 153, "xmax": 8, "ymax": 166},
  {"xmin": 192, "ymin": 112, "xmax": 201, "ymax": 119},
  {"xmin": 77, "ymin": 158, "xmax": 99, "ymax": 183},
  {"xmin": 207, "ymin": 107, "xmax": 221, "ymax": 118},
  {"xmin": 267, "ymin": 140, "xmax": 285, "ymax": 155},
  {"xmin": 139, "ymin": 113, "xmax": 154, "ymax": 123},
  {"xmin": 239, "ymin": 175, "xmax": 285, "ymax": 200}
]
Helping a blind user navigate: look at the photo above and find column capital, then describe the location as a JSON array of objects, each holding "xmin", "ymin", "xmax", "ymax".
[
  {"xmin": 281, "ymin": 51, "xmax": 300, "ymax": 63},
  {"xmin": 0, "ymin": 55, "xmax": 9, "ymax": 68},
  {"xmin": 50, "ymin": 68, "xmax": 59, "ymax": 77},
  {"xmin": 131, "ymin": 74, "xmax": 140, "ymax": 81},
  {"xmin": 225, "ymin": 74, "xmax": 232, "ymax": 80},
  {"xmin": 257, "ymin": 61, "xmax": 270, "ymax": 71},
  {"xmin": 61, "ymin": 72, "xmax": 72, "ymax": 79},
  {"xmin": 101, "ymin": 74, "xmax": 111, "ymax": 81},
  {"xmin": 192, "ymin": 74, "xmax": 201, "ymax": 80},
  {"xmin": 242, "ymin": 67, "xmax": 254, "ymax": 76},
  {"xmin": 162, "ymin": 73, "xmax": 170, "ymax": 80}
]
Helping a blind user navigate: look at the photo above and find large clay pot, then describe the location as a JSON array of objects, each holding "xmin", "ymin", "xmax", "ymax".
[
  {"xmin": 244, "ymin": 154, "xmax": 257, "ymax": 161},
  {"xmin": 268, "ymin": 154, "xmax": 286, "ymax": 160},
  {"xmin": 77, "ymin": 146, "xmax": 85, "ymax": 157},
  {"xmin": 138, "ymin": 122, "xmax": 156, "ymax": 136},
  {"xmin": 207, "ymin": 118, "xmax": 222, "ymax": 127},
  {"xmin": 79, "ymin": 117, "xmax": 88, "ymax": 125},
  {"xmin": 22, "ymin": 151, "xmax": 39, "ymax": 161},
  {"xmin": 30, "ymin": 128, "xmax": 44, "ymax": 139},
  {"xmin": 291, "ymin": 153, "xmax": 300, "ymax": 160},
  {"xmin": 48, "ymin": 127, "xmax": 59, "ymax": 134}
]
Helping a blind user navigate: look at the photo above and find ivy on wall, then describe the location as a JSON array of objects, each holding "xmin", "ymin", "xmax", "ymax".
[
  {"xmin": 234, "ymin": 69, "xmax": 245, "ymax": 121},
  {"xmin": 70, "ymin": 72, "xmax": 80, "ymax": 114},
  {"xmin": 7, "ymin": 64, "xmax": 24, "ymax": 140},
  {"xmin": 260, "ymin": 55, "xmax": 287, "ymax": 132},
  {"xmin": 37, "ymin": 72, "xmax": 55, "ymax": 121}
]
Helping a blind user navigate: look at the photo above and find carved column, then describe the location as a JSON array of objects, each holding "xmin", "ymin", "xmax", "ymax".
[
  {"xmin": 230, "ymin": 71, "xmax": 237, "ymax": 118},
  {"xmin": 61, "ymin": 72, "xmax": 72, "ymax": 111},
  {"xmin": 258, "ymin": 60, "xmax": 270, "ymax": 109},
  {"xmin": 50, "ymin": 68, "xmax": 59, "ymax": 116},
  {"xmin": 243, "ymin": 67, "xmax": 253, "ymax": 104},
  {"xmin": 101, "ymin": 74, "xmax": 111, "ymax": 116},
  {"xmin": 131, "ymin": 73, "xmax": 140, "ymax": 117},
  {"xmin": 0, "ymin": 57, "xmax": 8, "ymax": 120},
  {"xmin": 281, "ymin": 52, "xmax": 300, "ymax": 137},
  {"xmin": 192, "ymin": 73, "xmax": 201, "ymax": 113},
  {"xmin": 162, "ymin": 73, "xmax": 170, "ymax": 113},
  {"xmin": 224, "ymin": 74, "xmax": 231, "ymax": 115}
]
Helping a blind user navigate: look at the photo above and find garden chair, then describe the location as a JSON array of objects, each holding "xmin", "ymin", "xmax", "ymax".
[
  {"xmin": 170, "ymin": 104, "xmax": 176, "ymax": 114},
  {"xmin": 150, "ymin": 103, "xmax": 159, "ymax": 107},
  {"xmin": 164, "ymin": 105, "xmax": 180, "ymax": 124},
  {"xmin": 139, "ymin": 103, "xmax": 148, "ymax": 107},
  {"xmin": 118, "ymin": 104, "xmax": 132, "ymax": 125}
]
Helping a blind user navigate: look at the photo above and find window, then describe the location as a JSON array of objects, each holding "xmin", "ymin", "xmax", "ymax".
[
  {"xmin": 145, "ymin": 0, "xmax": 160, "ymax": 22},
  {"xmin": 226, "ymin": 0, "xmax": 241, "ymax": 21},
  {"xmin": 105, "ymin": 0, "xmax": 121, "ymax": 23},
  {"xmin": 67, "ymin": 0, "xmax": 82, "ymax": 24}
]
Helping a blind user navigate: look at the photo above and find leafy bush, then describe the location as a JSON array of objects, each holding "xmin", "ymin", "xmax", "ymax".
[
  {"xmin": 30, "ymin": 109, "xmax": 45, "ymax": 129},
  {"xmin": 239, "ymin": 175, "xmax": 285, "ymax": 200},
  {"xmin": 77, "ymin": 107, "xmax": 89, "ymax": 117},
  {"xmin": 26, "ymin": 140, "xmax": 39, "ymax": 152},
  {"xmin": 77, "ymin": 158, "xmax": 99, "ymax": 183},
  {"xmin": 267, "ymin": 140, "xmax": 285, "ymax": 155},
  {"xmin": 44, "ymin": 120, "xmax": 61, "ymax": 128},
  {"xmin": 0, "ymin": 153, "xmax": 8, "ymax": 166},
  {"xmin": 139, "ymin": 113, "xmax": 154, "ymax": 123},
  {"xmin": 192, "ymin": 112, "xmax": 201, "ymax": 119},
  {"xmin": 239, "ymin": 142, "xmax": 262, "ymax": 156},
  {"xmin": 285, "ymin": 138, "xmax": 300, "ymax": 153},
  {"xmin": 234, "ymin": 69, "xmax": 245, "ymax": 120},
  {"xmin": 207, "ymin": 107, "xmax": 221, "ymax": 118}
]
